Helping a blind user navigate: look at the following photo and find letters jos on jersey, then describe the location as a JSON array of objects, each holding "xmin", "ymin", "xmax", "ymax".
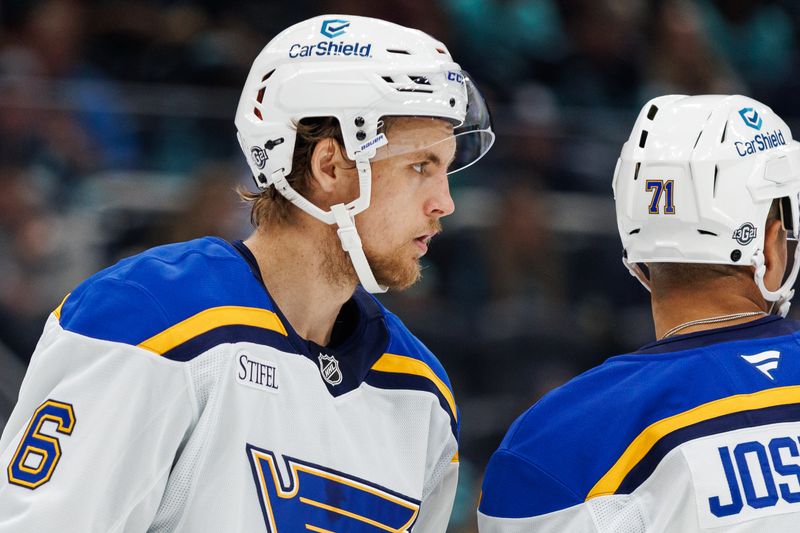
[{"xmin": 683, "ymin": 423, "xmax": 800, "ymax": 528}]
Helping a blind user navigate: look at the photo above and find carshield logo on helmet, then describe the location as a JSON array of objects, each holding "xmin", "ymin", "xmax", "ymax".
[
  {"xmin": 739, "ymin": 107, "xmax": 763, "ymax": 131},
  {"xmin": 320, "ymin": 19, "xmax": 350, "ymax": 38}
]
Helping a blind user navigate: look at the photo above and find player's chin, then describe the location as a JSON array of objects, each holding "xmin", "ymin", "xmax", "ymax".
[{"xmin": 370, "ymin": 253, "xmax": 422, "ymax": 291}]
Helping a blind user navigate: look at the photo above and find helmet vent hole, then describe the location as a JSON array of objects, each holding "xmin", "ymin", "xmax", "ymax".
[
  {"xmin": 693, "ymin": 131, "xmax": 703, "ymax": 149},
  {"xmin": 396, "ymin": 87, "xmax": 434, "ymax": 93},
  {"xmin": 409, "ymin": 75, "xmax": 431, "ymax": 85},
  {"xmin": 386, "ymin": 48, "xmax": 411, "ymax": 55},
  {"xmin": 629, "ymin": 228, "xmax": 641, "ymax": 235},
  {"xmin": 720, "ymin": 121, "xmax": 728, "ymax": 143},
  {"xmin": 647, "ymin": 105, "xmax": 658, "ymax": 120},
  {"xmin": 252, "ymin": 70, "xmax": 275, "ymax": 121},
  {"xmin": 698, "ymin": 229, "xmax": 718, "ymax": 236},
  {"xmin": 639, "ymin": 130, "xmax": 648, "ymax": 148},
  {"xmin": 381, "ymin": 76, "xmax": 394, "ymax": 83},
  {"xmin": 713, "ymin": 165, "xmax": 719, "ymax": 197},
  {"xmin": 634, "ymin": 162, "xmax": 641, "ymax": 181},
  {"xmin": 436, "ymin": 47, "xmax": 447, "ymax": 54}
]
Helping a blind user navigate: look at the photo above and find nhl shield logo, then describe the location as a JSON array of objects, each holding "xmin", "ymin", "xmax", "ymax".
[{"xmin": 318, "ymin": 353, "xmax": 342, "ymax": 386}]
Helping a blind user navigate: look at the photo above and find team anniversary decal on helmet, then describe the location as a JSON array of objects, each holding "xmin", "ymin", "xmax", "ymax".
[
  {"xmin": 613, "ymin": 95, "xmax": 800, "ymax": 316},
  {"xmin": 235, "ymin": 14, "xmax": 495, "ymax": 293}
]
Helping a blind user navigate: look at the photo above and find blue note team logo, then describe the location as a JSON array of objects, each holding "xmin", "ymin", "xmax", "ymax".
[
  {"xmin": 738, "ymin": 107, "xmax": 763, "ymax": 131},
  {"xmin": 321, "ymin": 19, "xmax": 350, "ymax": 38},
  {"xmin": 247, "ymin": 445, "xmax": 420, "ymax": 532}
]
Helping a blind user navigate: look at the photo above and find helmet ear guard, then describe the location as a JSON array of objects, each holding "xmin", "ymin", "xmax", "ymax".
[
  {"xmin": 234, "ymin": 15, "xmax": 494, "ymax": 293},
  {"xmin": 615, "ymin": 95, "xmax": 800, "ymax": 316}
]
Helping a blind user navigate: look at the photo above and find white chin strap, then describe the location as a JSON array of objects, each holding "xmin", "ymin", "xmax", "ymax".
[
  {"xmin": 267, "ymin": 158, "xmax": 387, "ymax": 294},
  {"xmin": 623, "ymin": 255, "xmax": 652, "ymax": 293},
  {"xmin": 752, "ymin": 247, "xmax": 799, "ymax": 318}
]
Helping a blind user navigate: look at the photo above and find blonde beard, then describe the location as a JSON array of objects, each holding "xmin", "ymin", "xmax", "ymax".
[{"xmin": 320, "ymin": 226, "xmax": 422, "ymax": 291}]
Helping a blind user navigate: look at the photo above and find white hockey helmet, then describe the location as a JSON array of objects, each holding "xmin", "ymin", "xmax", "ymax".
[
  {"xmin": 613, "ymin": 95, "xmax": 800, "ymax": 316},
  {"xmin": 235, "ymin": 15, "xmax": 495, "ymax": 293}
]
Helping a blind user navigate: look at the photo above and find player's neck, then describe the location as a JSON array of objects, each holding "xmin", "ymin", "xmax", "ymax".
[
  {"xmin": 244, "ymin": 223, "xmax": 357, "ymax": 347},
  {"xmin": 651, "ymin": 282, "xmax": 769, "ymax": 340}
]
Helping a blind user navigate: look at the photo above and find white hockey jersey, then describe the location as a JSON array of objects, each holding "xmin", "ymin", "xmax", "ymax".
[
  {"xmin": 0, "ymin": 237, "xmax": 459, "ymax": 532},
  {"xmin": 479, "ymin": 317, "xmax": 800, "ymax": 532}
]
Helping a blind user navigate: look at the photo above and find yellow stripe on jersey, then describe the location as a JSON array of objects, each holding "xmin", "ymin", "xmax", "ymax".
[
  {"xmin": 53, "ymin": 293, "xmax": 70, "ymax": 320},
  {"xmin": 138, "ymin": 306, "xmax": 287, "ymax": 355},
  {"xmin": 587, "ymin": 385, "xmax": 800, "ymax": 499},
  {"xmin": 371, "ymin": 353, "xmax": 458, "ymax": 422}
]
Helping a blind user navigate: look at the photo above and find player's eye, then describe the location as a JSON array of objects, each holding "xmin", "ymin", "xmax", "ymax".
[{"xmin": 412, "ymin": 162, "xmax": 428, "ymax": 174}]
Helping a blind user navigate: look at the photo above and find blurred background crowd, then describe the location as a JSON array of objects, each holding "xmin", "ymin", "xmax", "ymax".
[{"xmin": 2, "ymin": 0, "xmax": 800, "ymax": 530}]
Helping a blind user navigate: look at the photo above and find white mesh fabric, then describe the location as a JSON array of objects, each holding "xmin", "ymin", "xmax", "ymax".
[
  {"xmin": 147, "ymin": 349, "xmax": 227, "ymax": 533},
  {"xmin": 424, "ymin": 439, "xmax": 458, "ymax": 500},
  {"xmin": 587, "ymin": 495, "xmax": 648, "ymax": 533}
]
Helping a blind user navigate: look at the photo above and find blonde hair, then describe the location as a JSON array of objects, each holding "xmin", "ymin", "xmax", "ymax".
[{"xmin": 239, "ymin": 117, "xmax": 349, "ymax": 227}]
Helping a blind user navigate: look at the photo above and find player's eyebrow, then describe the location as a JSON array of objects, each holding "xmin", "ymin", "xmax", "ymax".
[{"xmin": 421, "ymin": 151, "xmax": 442, "ymax": 166}]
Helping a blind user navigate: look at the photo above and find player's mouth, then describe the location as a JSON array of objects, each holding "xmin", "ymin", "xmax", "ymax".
[{"xmin": 413, "ymin": 231, "xmax": 438, "ymax": 255}]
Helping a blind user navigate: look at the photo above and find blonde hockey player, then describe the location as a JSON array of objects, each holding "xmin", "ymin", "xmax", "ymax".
[{"xmin": 0, "ymin": 15, "xmax": 493, "ymax": 532}]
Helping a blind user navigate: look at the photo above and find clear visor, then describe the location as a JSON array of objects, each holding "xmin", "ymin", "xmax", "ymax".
[{"xmin": 366, "ymin": 73, "xmax": 495, "ymax": 175}]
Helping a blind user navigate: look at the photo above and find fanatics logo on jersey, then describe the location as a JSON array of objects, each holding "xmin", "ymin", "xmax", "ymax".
[
  {"xmin": 318, "ymin": 353, "xmax": 343, "ymax": 385},
  {"xmin": 237, "ymin": 352, "xmax": 279, "ymax": 393},
  {"xmin": 740, "ymin": 350, "xmax": 781, "ymax": 380}
]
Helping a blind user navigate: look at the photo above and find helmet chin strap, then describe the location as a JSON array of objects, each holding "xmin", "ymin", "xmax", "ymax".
[
  {"xmin": 622, "ymin": 255, "xmax": 652, "ymax": 292},
  {"xmin": 752, "ymin": 246, "xmax": 800, "ymax": 318},
  {"xmin": 269, "ymin": 158, "xmax": 388, "ymax": 294},
  {"xmin": 330, "ymin": 202, "xmax": 387, "ymax": 293}
]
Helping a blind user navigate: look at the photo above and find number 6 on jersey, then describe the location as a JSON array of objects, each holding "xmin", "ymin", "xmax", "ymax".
[{"xmin": 7, "ymin": 399, "xmax": 76, "ymax": 489}]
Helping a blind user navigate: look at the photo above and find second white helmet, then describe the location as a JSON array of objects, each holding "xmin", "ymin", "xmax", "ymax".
[{"xmin": 613, "ymin": 94, "xmax": 800, "ymax": 315}]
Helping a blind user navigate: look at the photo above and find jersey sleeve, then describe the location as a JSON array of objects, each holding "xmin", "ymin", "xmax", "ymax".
[
  {"xmin": 0, "ymin": 286, "xmax": 196, "ymax": 532},
  {"xmin": 477, "ymin": 449, "xmax": 599, "ymax": 533},
  {"xmin": 413, "ymin": 459, "xmax": 458, "ymax": 532}
]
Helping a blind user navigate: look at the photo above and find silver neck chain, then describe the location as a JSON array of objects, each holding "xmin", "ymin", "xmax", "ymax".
[{"xmin": 660, "ymin": 311, "xmax": 767, "ymax": 340}]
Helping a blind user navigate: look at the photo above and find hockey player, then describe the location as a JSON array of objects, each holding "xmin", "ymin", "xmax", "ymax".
[
  {"xmin": 478, "ymin": 95, "xmax": 800, "ymax": 532},
  {"xmin": 0, "ymin": 15, "xmax": 494, "ymax": 532}
]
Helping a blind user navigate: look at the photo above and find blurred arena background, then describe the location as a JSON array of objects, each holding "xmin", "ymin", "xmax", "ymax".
[{"xmin": 2, "ymin": 0, "xmax": 800, "ymax": 530}]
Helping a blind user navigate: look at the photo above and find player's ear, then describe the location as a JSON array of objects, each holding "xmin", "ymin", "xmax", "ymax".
[
  {"xmin": 309, "ymin": 138, "xmax": 339, "ymax": 194},
  {"xmin": 309, "ymin": 138, "xmax": 356, "ymax": 197},
  {"xmin": 762, "ymin": 218, "xmax": 787, "ymax": 292}
]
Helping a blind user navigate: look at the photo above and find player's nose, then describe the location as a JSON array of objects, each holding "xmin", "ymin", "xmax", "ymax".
[{"xmin": 425, "ymin": 171, "xmax": 455, "ymax": 218}]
